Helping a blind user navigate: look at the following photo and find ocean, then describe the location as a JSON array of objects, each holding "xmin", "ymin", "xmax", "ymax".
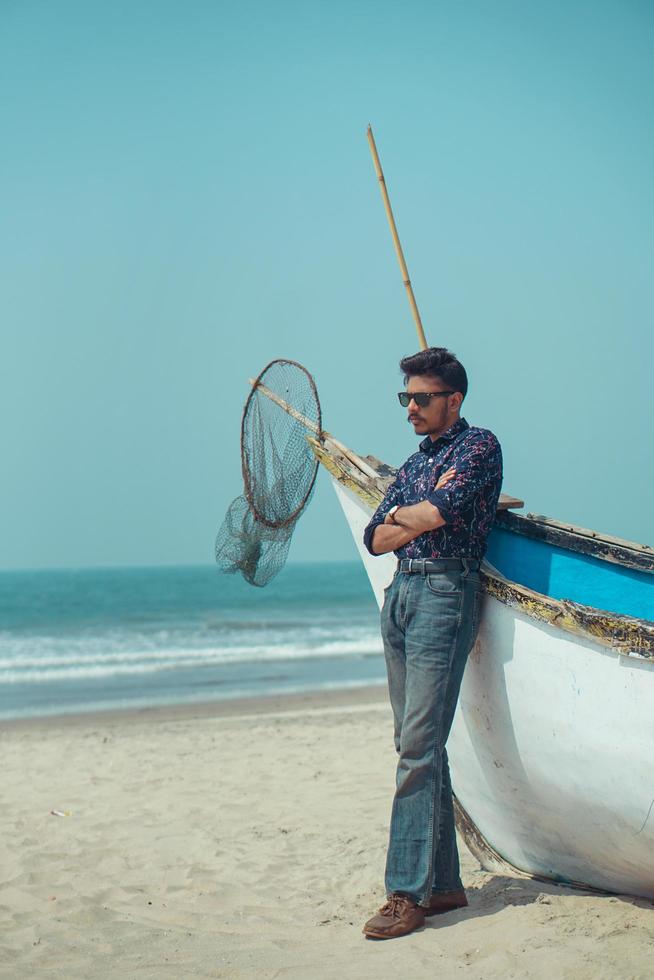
[{"xmin": 0, "ymin": 562, "xmax": 385, "ymax": 721}]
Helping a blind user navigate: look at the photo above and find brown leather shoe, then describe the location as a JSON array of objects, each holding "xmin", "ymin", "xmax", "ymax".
[
  {"xmin": 421, "ymin": 888, "xmax": 468, "ymax": 917},
  {"xmin": 363, "ymin": 893, "xmax": 425, "ymax": 939}
]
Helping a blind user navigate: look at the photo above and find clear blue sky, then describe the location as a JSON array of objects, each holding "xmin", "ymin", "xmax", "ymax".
[{"xmin": 2, "ymin": 0, "xmax": 653, "ymax": 571}]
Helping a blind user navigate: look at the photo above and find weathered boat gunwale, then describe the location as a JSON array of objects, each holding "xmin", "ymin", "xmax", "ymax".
[
  {"xmin": 309, "ymin": 437, "xmax": 387, "ymax": 510},
  {"xmin": 483, "ymin": 567, "xmax": 654, "ymax": 660},
  {"xmin": 496, "ymin": 510, "xmax": 654, "ymax": 575},
  {"xmin": 311, "ymin": 437, "xmax": 654, "ymax": 661}
]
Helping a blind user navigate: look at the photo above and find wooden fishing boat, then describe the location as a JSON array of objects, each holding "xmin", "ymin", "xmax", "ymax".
[
  {"xmin": 232, "ymin": 126, "xmax": 654, "ymax": 900},
  {"xmin": 312, "ymin": 434, "xmax": 654, "ymax": 900}
]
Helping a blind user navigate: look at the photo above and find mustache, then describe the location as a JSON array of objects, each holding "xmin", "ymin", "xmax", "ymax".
[{"xmin": 408, "ymin": 414, "xmax": 424, "ymax": 422}]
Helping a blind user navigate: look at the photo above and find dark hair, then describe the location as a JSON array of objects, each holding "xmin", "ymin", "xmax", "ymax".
[{"xmin": 399, "ymin": 347, "xmax": 468, "ymax": 399}]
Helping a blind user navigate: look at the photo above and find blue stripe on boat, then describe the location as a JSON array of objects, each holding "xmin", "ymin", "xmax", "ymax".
[{"xmin": 486, "ymin": 527, "xmax": 654, "ymax": 622}]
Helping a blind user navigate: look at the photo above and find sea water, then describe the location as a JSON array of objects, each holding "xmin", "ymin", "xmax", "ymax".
[{"xmin": 0, "ymin": 562, "xmax": 385, "ymax": 721}]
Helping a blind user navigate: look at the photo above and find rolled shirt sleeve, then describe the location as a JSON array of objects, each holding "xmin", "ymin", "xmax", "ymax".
[
  {"xmin": 362, "ymin": 472, "xmax": 403, "ymax": 555},
  {"xmin": 427, "ymin": 431, "xmax": 503, "ymax": 523}
]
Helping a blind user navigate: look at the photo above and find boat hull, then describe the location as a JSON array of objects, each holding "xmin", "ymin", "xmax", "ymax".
[
  {"xmin": 457, "ymin": 595, "xmax": 654, "ymax": 898},
  {"xmin": 330, "ymin": 478, "xmax": 654, "ymax": 899}
]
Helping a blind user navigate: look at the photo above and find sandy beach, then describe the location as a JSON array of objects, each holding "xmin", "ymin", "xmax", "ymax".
[{"xmin": 2, "ymin": 687, "xmax": 653, "ymax": 980}]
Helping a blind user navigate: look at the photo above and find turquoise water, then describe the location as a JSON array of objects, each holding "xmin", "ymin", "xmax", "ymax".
[{"xmin": 0, "ymin": 562, "xmax": 384, "ymax": 721}]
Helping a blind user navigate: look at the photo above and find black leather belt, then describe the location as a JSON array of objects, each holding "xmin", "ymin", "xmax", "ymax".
[{"xmin": 397, "ymin": 558, "xmax": 480, "ymax": 574}]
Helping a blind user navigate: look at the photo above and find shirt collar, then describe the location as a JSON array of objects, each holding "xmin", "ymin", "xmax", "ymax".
[{"xmin": 419, "ymin": 417, "xmax": 469, "ymax": 455}]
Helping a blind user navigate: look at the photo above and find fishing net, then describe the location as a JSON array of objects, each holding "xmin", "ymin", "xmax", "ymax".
[{"xmin": 215, "ymin": 359, "xmax": 322, "ymax": 587}]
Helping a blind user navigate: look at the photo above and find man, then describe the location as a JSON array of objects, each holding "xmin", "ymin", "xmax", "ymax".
[{"xmin": 362, "ymin": 347, "xmax": 503, "ymax": 940}]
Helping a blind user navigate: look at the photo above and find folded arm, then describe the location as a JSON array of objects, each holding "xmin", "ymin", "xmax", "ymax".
[
  {"xmin": 368, "ymin": 466, "xmax": 454, "ymax": 555},
  {"xmin": 369, "ymin": 523, "xmax": 420, "ymax": 556},
  {"xmin": 389, "ymin": 500, "xmax": 445, "ymax": 533}
]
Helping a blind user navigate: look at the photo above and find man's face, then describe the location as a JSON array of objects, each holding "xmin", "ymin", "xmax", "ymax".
[{"xmin": 405, "ymin": 374, "xmax": 462, "ymax": 439}]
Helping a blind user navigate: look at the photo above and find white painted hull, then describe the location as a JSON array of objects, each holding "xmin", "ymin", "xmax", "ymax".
[{"xmin": 331, "ymin": 478, "xmax": 654, "ymax": 899}]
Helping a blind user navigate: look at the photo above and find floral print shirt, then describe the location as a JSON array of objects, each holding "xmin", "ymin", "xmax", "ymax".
[{"xmin": 363, "ymin": 417, "xmax": 503, "ymax": 559}]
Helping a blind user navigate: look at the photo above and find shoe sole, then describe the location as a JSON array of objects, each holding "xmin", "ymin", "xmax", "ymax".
[{"xmin": 423, "ymin": 903, "xmax": 468, "ymax": 917}]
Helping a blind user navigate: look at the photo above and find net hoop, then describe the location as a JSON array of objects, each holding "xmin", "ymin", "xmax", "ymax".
[{"xmin": 240, "ymin": 358, "xmax": 322, "ymax": 530}]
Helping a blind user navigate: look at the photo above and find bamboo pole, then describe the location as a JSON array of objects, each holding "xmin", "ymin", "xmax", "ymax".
[
  {"xmin": 366, "ymin": 124, "xmax": 428, "ymax": 351},
  {"xmin": 248, "ymin": 378, "xmax": 381, "ymax": 481},
  {"xmin": 248, "ymin": 378, "xmax": 320, "ymax": 434}
]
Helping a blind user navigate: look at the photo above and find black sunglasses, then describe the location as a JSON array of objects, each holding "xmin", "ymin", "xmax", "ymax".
[{"xmin": 397, "ymin": 391, "xmax": 455, "ymax": 408}]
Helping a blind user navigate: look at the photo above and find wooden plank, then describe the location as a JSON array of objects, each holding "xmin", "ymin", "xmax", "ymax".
[
  {"xmin": 525, "ymin": 512, "xmax": 653, "ymax": 554},
  {"xmin": 498, "ymin": 493, "xmax": 524, "ymax": 511}
]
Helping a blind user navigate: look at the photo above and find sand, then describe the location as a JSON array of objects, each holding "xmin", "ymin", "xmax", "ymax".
[{"xmin": 1, "ymin": 687, "xmax": 653, "ymax": 979}]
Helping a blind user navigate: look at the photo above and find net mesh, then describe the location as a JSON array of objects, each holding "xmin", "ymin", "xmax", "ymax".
[{"xmin": 215, "ymin": 359, "xmax": 321, "ymax": 587}]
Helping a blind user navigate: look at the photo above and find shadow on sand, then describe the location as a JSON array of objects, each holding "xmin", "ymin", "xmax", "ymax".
[{"xmin": 426, "ymin": 874, "xmax": 654, "ymax": 930}]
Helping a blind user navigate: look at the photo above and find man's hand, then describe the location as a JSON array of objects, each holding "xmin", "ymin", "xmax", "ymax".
[{"xmin": 435, "ymin": 466, "xmax": 456, "ymax": 490}]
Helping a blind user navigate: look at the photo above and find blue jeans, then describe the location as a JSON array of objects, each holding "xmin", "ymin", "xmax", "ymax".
[{"xmin": 380, "ymin": 560, "xmax": 482, "ymax": 906}]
